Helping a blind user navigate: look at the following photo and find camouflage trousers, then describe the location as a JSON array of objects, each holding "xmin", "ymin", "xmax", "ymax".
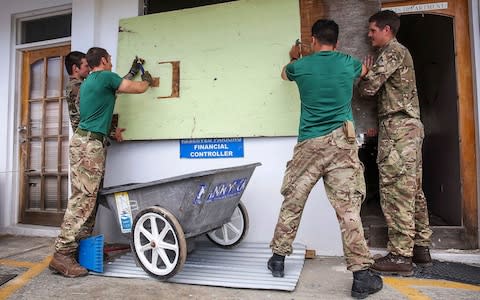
[
  {"xmin": 54, "ymin": 133, "xmax": 106, "ymax": 255},
  {"xmin": 270, "ymin": 126, "xmax": 374, "ymax": 271},
  {"xmin": 378, "ymin": 115, "xmax": 432, "ymax": 257}
]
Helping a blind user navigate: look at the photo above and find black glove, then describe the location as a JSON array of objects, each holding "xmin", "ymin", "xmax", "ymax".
[
  {"xmin": 141, "ymin": 71, "xmax": 154, "ymax": 86},
  {"xmin": 128, "ymin": 56, "xmax": 145, "ymax": 77}
]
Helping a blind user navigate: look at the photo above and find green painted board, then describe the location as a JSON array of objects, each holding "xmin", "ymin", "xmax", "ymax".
[{"xmin": 115, "ymin": 0, "xmax": 300, "ymax": 140}]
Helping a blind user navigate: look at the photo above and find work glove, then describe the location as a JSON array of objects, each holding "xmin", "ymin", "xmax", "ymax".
[
  {"xmin": 128, "ymin": 56, "xmax": 145, "ymax": 77},
  {"xmin": 141, "ymin": 71, "xmax": 154, "ymax": 86}
]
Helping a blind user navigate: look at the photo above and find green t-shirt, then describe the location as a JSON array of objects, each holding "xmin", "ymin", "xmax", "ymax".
[
  {"xmin": 286, "ymin": 51, "xmax": 362, "ymax": 142},
  {"xmin": 78, "ymin": 71, "xmax": 123, "ymax": 135}
]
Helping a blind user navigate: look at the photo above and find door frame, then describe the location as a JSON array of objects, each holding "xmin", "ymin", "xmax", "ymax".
[
  {"xmin": 7, "ymin": 5, "xmax": 72, "ymax": 230},
  {"xmin": 383, "ymin": 0, "xmax": 478, "ymax": 248},
  {"xmin": 18, "ymin": 44, "xmax": 71, "ymax": 226}
]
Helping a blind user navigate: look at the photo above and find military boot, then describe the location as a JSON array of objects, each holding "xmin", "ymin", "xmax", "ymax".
[
  {"xmin": 371, "ymin": 253, "xmax": 413, "ymax": 276},
  {"xmin": 351, "ymin": 269, "xmax": 383, "ymax": 299},
  {"xmin": 413, "ymin": 245, "xmax": 433, "ymax": 266},
  {"xmin": 49, "ymin": 252, "xmax": 88, "ymax": 278},
  {"xmin": 267, "ymin": 253, "xmax": 285, "ymax": 278}
]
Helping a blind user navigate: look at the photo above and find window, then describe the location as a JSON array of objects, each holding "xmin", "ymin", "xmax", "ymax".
[
  {"xmin": 18, "ymin": 13, "xmax": 71, "ymax": 44},
  {"xmin": 144, "ymin": 0, "xmax": 237, "ymax": 14}
]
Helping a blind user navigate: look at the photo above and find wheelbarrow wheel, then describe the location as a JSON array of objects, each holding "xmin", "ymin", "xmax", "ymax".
[
  {"xmin": 206, "ymin": 201, "xmax": 249, "ymax": 248},
  {"xmin": 131, "ymin": 206, "xmax": 187, "ymax": 280}
]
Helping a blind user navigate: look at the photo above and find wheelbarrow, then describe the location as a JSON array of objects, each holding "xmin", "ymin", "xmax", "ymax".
[{"xmin": 99, "ymin": 162, "xmax": 261, "ymax": 280}]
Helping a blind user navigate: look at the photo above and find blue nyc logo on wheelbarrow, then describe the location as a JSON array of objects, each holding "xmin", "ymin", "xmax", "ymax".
[{"xmin": 193, "ymin": 178, "xmax": 248, "ymax": 205}]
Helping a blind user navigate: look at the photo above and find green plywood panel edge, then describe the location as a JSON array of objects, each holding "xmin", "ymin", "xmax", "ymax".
[{"xmin": 115, "ymin": 0, "xmax": 301, "ymax": 140}]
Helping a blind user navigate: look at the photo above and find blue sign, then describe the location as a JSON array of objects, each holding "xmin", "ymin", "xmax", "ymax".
[
  {"xmin": 180, "ymin": 138, "xmax": 244, "ymax": 159},
  {"xmin": 193, "ymin": 178, "xmax": 248, "ymax": 205}
]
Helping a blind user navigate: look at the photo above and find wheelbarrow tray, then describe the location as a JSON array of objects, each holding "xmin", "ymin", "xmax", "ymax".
[{"xmin": 99, "ymin": 162, "xmax": 261, "ymax": 238}]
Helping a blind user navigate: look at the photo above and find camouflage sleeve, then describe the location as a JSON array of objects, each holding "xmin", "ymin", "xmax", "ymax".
[
  {"xmin": 108, "ymin": 114, "xmax": 119, "ymax": 139},
  {"xmin": 359, "ymin": 47, "xmax": 405, "ymax": 96},
  {"xmin": 67, "ymin": 82, "xmax": 81, "ymax": 132}
]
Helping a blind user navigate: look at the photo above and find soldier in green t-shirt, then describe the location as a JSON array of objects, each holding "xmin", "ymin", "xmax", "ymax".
[
  {"xmin": 268, "ymin": 19, "xmax": 382, "ymax": 299},
  {"xmin": 64, "ymin": 51, "xmax": 145, "ymax": 140},
  {"xmin": 62, "ymin": 52, "xmax": 146, "ymax": 249},
  {"xmin": 50, "ymin": 47, "xmax": 155, "ymax": 278}
]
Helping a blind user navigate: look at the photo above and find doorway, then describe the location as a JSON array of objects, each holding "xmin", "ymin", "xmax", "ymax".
[
  {"xmin": 19, "ymin": 45, "xmax": 71, "ymax": 226},
  {"xmin": 360, "ymin": 13, "xmax": 466, "ymax": 248},
  {"xmin": 398, "ymin": 14, "xmax": 462, "ymax": 227},
  {"xmin": 362, "ymin": 0, "xmax": 478, "ymax": 249}
]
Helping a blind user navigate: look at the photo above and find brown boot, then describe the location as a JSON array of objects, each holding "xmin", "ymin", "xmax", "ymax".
[
  {"xmin": 413, "ymin": 245, "xmax": 433, "ymax": 266},
  {"xmin": 49, "ymin": 252, "xmax": 88, "ymax": 278},
  {"xmin": 371, "ymin": 253, "xmax": 414, "ymax": 276}
]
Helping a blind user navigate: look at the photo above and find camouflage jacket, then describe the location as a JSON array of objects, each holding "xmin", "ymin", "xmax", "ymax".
[
  {"xmin": 65, "ymin": 77, "xmax": 82, "ymax": 132},
  {"xmin": 359, "ymin": 38, "xmax": 420, "ymax": 119}
]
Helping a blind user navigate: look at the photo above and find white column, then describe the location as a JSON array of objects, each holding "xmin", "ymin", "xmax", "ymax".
[
  {"xmin": 95, "ymin": 0, "xmax": 141, "ymax": 70},
  {"xmin": 71, "ymin": 0, "xmax": 99, "ymax": 52}
]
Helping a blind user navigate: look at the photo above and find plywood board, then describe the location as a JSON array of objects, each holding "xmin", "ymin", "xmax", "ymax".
[{"xmin": 115, "ymin": 0, "xmax": 300, "ymax": 140}]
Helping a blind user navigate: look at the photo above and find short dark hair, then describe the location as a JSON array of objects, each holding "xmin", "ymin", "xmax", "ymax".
[
  {"xmin": 85, "ymin": 47, "xmax": 109, "ymax": 68},
  {"xmin": 311, "ymin": 19, "xmax": 339, "ymax": 46},
  {"xmin": 369, "ymin": 10, "xmax": 400, "ymax": 35},
  {"xmin": 65, "ymin": 51, "xmax": 85, "ymax": 75}
]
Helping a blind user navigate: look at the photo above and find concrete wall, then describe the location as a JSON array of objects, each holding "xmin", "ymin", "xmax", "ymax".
[{"xmin": 71, "ymin": 0, "xmax": 141, "ymax": 69}]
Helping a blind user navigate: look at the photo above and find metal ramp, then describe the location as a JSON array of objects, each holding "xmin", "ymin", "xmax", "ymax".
[{"xmin": 92, "ymin": 241, "xmax": 306, "ymax": 291}]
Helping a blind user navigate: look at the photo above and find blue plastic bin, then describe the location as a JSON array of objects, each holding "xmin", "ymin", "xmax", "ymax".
[{"xmin": 78, "ymin": 235, "xmax": 104, "ymax": 273}]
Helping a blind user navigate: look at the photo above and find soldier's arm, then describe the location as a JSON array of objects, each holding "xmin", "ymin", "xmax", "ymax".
[
  {"xmin": 281, "ymin": 64, "xmax": 291, "ymax": 81},
  {"xmin": 359, "ymin": 48, "xmax": 405, "ymax": 97},
  {"xmin": 105, "ymin": 113, "xmax": 127, "ymax": 142},
  {"xmin": 68, "ymin": 82, "xmax": 81, "ymax": 132},
  {"xmin": 281, "ymin": 45, "xmax": 300, "ymax": 81},
  {"xmin": 282, "ymin": 60, "xmax": 297, "ymax": 81},
  {"xmin": 117, "ymin": 79, "xmax": 150, "ymax": 94}
]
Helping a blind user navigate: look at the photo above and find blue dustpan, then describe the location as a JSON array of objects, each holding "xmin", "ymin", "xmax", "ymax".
[{"xmin": 78, "ymin": 235, "xmax": 104, "ymax": 273}]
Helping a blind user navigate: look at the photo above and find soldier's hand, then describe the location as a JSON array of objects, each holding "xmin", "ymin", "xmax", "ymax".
[
  {"xmin": 128, "ymin": 56, "xmax": 145, "ymax": 77},
  {"xmin": 366, "ymin": 127, "xmax": 378, "ymax": 137},
  {"xmin": 141, "ymin": 71, "xmax": 154, "ymax": 86},
  {"xmin": 114, "ymin": 127, "xmax": 126, "ymax": 142},
  {"xmin": 363, "ymin": 55, "xmax": 374, "ymax": 70},
  {"xmin": 289, "ymin": 44, "xmax": 301, "ymax": 61}
]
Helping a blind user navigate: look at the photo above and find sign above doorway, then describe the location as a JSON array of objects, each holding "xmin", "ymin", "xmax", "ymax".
[{"xmin": 382, "ymin": 2, "xmax": 448, "ymax": 14}]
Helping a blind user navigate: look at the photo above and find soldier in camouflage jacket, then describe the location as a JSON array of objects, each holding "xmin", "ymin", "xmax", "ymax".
[
  {"xmin": 64, "ymin": 51, "xmax": 90, "ymax": 132},
  {"xmin": 359, "ymin": 10, "xmax": 433, "ymax": 276}
]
